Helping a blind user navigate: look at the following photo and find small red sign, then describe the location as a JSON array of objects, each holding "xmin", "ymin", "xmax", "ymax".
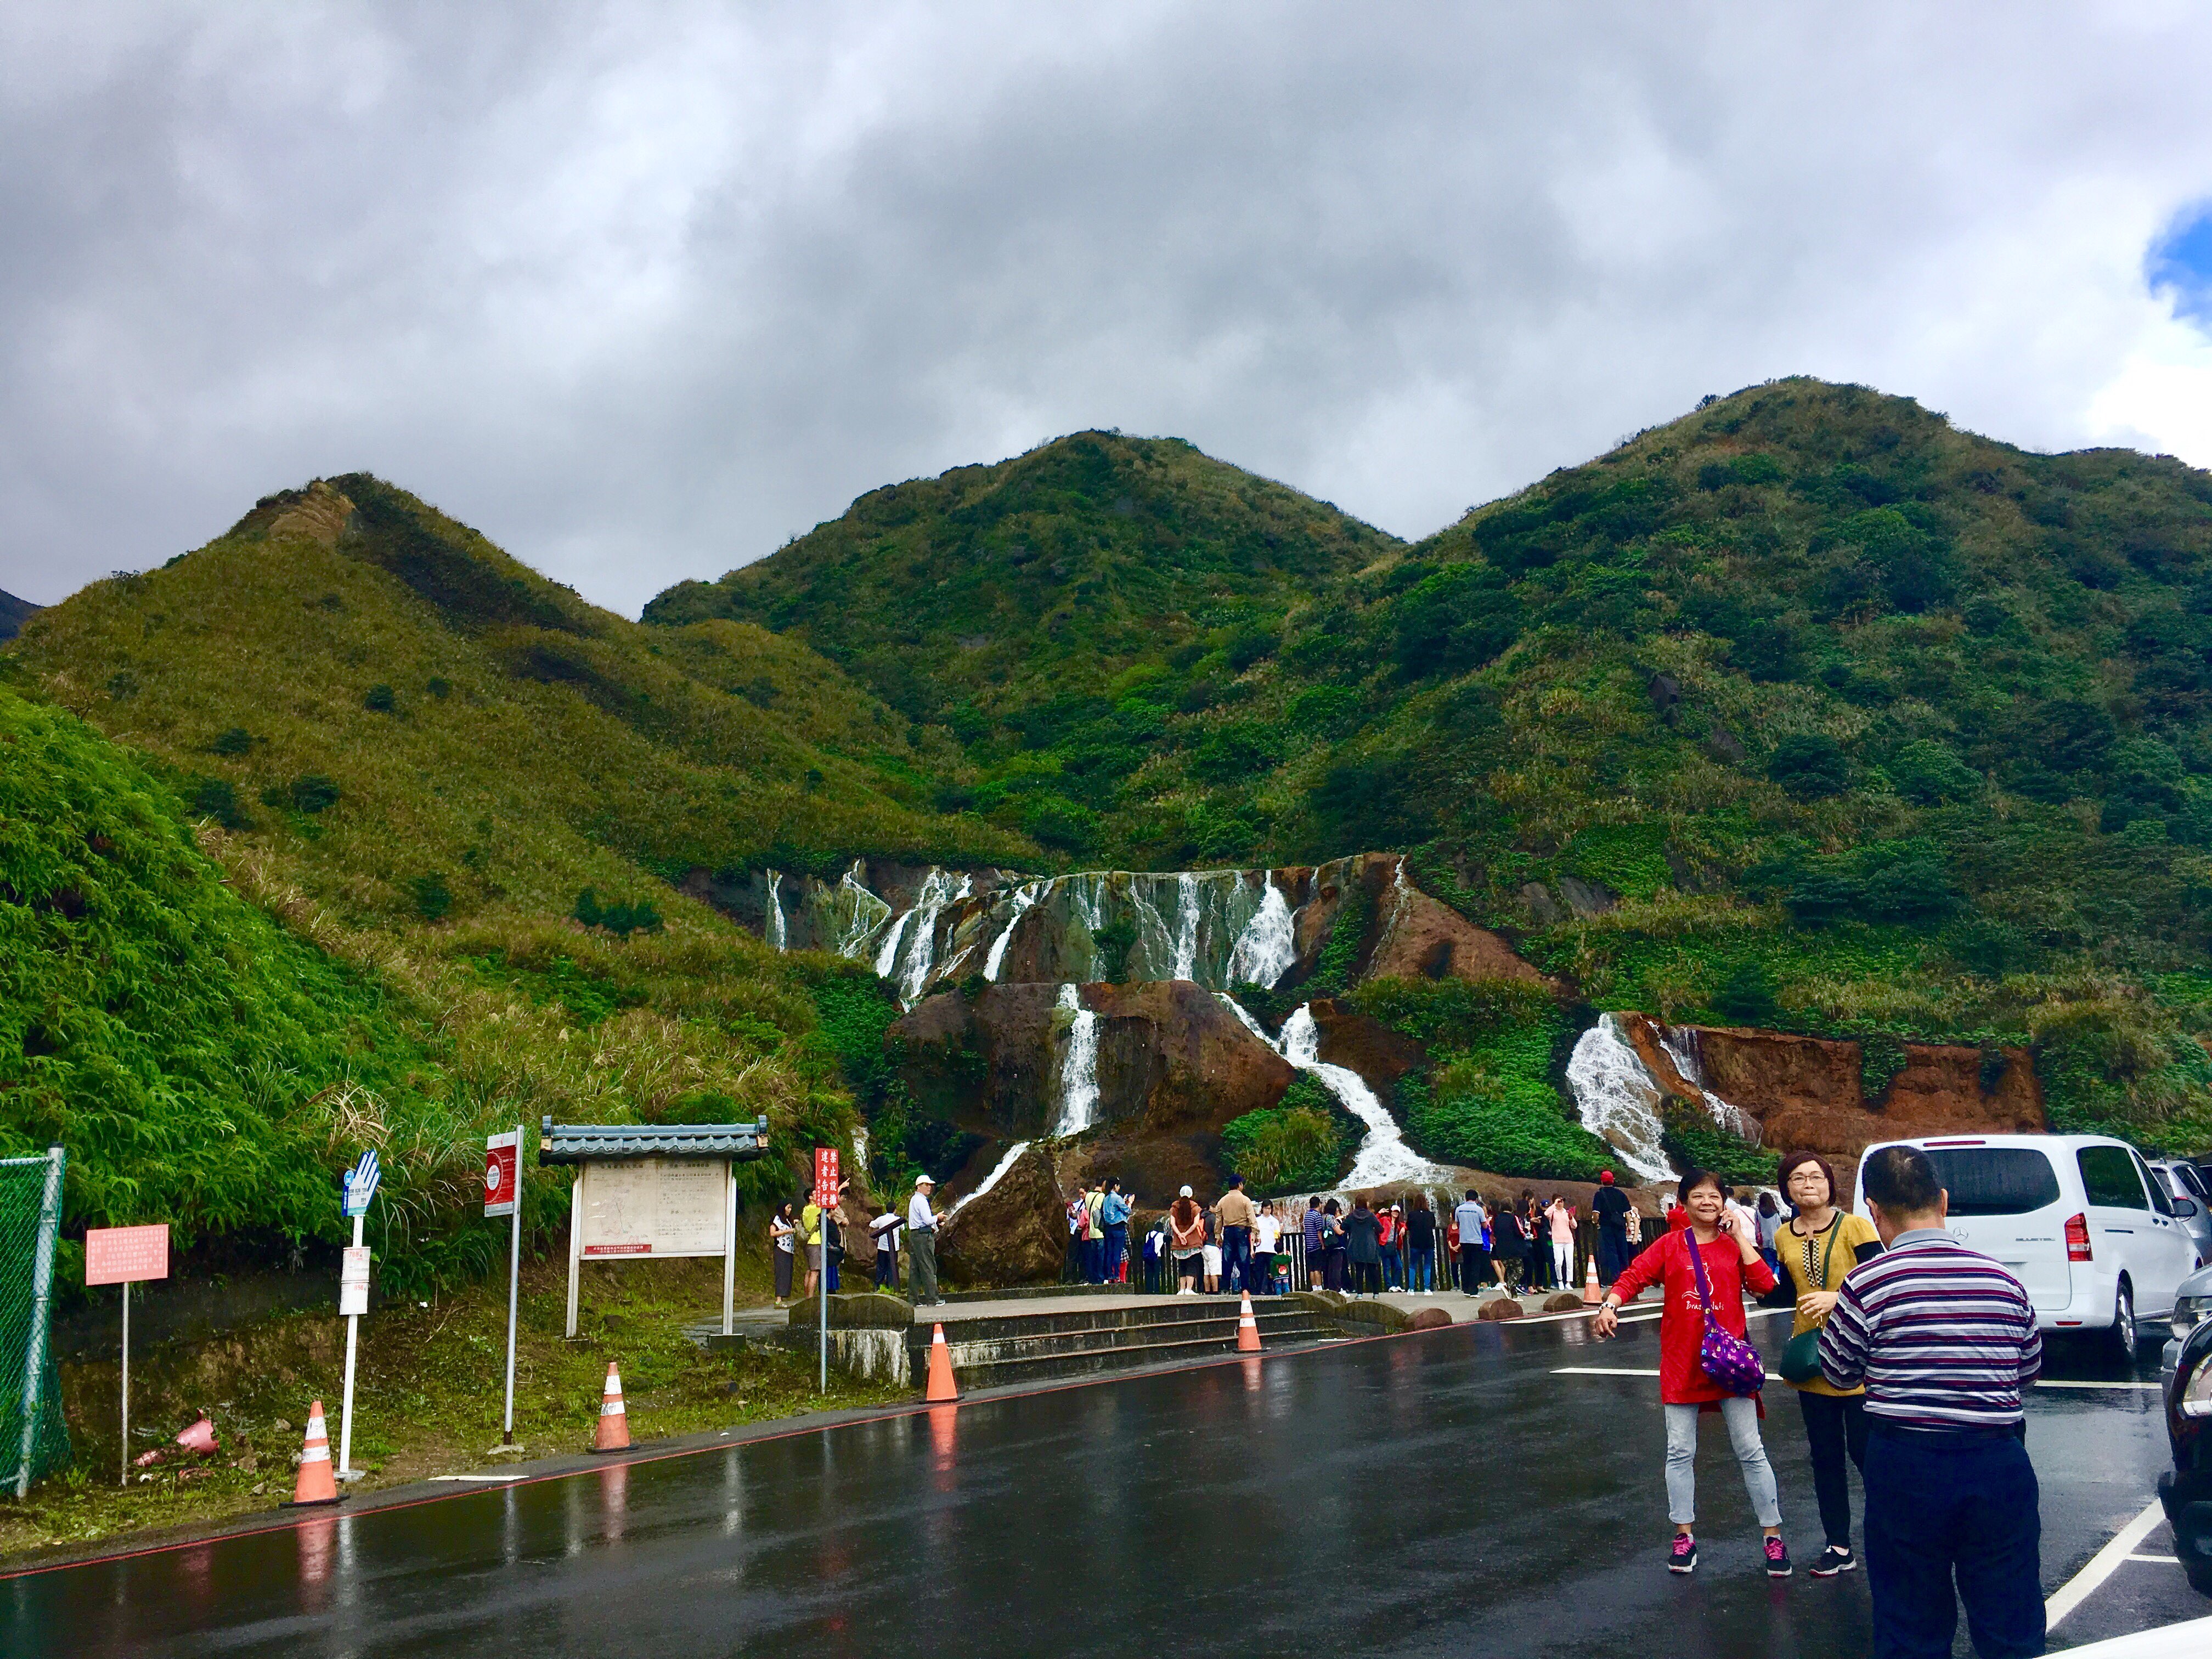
[
  {"xmin": 485, "ymin": 1130, "xmax": 520, "ymax": 1218},
  {"xmin": 86, "ymin": 1224, "xmax": 170, "ymax": 1286},
  {"xmin": 813, "ymin": 1147, "xmax": 839, "ymax": 1210}
]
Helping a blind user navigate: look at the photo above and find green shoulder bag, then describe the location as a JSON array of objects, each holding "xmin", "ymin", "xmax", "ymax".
[{"xmin": 1779, "ymin": 1220, "xmax": 1843, "ymax": 1385}]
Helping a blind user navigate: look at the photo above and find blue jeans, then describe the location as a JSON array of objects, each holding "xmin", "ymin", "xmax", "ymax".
[
  {"xmin": 1103, "ymin": 1222, "xmax": 1128, "ymax": 1284},
  {"xmin": 1863, "ymin": 1425, "xmax": 2043, "ymax": 1659},
  {"xmin": 1408, "ymin": 1245, "xmax": 1434, "ymax": 1291},
  {"xmin": 1221, "ymin": 1226, "xmax": 1252, "ymax": 1293},
  {"xmin": 1380, "ymin": 1246, "xmax": 1403, "ymax": 1289},
  {"xmin": 1082, "ymin": 1237, "xmax": 1104, "ymax": 1283}
]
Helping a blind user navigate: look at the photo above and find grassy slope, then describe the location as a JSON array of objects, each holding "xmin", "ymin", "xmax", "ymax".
[
  {"xmin": 648, "ymin": 382, "xmax": 2212, "ymax": 1149},
  {"xmin": 3, "ymin": 476, "xmax": 1030, "ymax": 1282},
  {"xmin": 646, "ymin": 430, "xmax": 1402, "ymax": 861}
]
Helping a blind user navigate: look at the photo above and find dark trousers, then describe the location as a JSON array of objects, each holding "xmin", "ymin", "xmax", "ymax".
[
  {"xmin": 1864, "ymin": 1425, "xmax": 2043, "ymax": 1659},
  {"xmin": 1459, "ymin": 1243, "xmax": 1487, "ymax": 1290},
  {"xmin": 1322, "ymin": 1248, "xmax": 1346, "ymax": 1291},
  {"xmin": 1082, "ymin": 1237, "xmax": 1104, "ymax": 1283},
  {"xmin": 1222, "ymin": 1225, "xmax": 1252, "ymax": 1293},
  {"xmin": 1143, "ymin": 1254, "xmax": 1161, "ymax": 1293},
  {"xmin": 908, "ymin": 1229, "xmax": 939, "ymax": 1304},
  {"xmin": 874, "ymin": 1248, "xmax": 899, "ymax": 1291},
  {"xmin": 1103, "ymin": 1222, "xmax": 1128, "ymax": 1283},
  {"xmin": 1598, "ymin": 1227, "xmax": 1628, "ymax": 1283},
  {"xmin": 1350, "ymin": 1260, "xmax": 1381, "ymax": 1294},
  {"xmin": 1798, "ymin": 1389, "xmax": 1869, "ymax": 1549}
]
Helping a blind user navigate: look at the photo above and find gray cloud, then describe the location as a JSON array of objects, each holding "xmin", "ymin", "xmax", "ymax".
[{"xmin": 5, "ymin": 2, "xmax": 2211, "ymax": 613}]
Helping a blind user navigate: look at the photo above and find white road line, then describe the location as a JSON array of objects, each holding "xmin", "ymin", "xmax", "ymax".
[
  {"xmin": 429, "ymin": 1473, "xmax": 526, "ymax": 1482},
  {"xmin": 2046, "ymin": 1497, "xmax": 2169, "ymax": 1630},
  {"xmin": 1554, "ymin": 1365, "xmax": 1784, "ymax": 1380},
  {"xmin": 2128, "ymin": 1553, "xmax": 2180, "ymax": 1564},
  {"xmin": 2034, "ymin": 1379, "xmax": 2162, "ymax": 1390}
]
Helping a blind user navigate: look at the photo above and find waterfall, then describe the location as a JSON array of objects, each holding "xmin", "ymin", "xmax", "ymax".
[
  {"xmin": 1226, "ymin": 877, "xmax": 1296, "ymax": 988},
  {"xmin": 1172, "ymin": 872, "xmax": 1201, "ymax": 980},
  {"xmin": 948, "ymin": 1140, "xmax": 1032, "ymax": 1218},
  {"xmin": 1656, "ymin": 1026, "xmax": 1760, "ymax": 1144},
  {"xmin": 833, "ymin": 860, "xmax": 894, "ymax": 959},
  {"xmin": 887, "ymin": 870, "xmax": 969, "ymax": 1006},
  {"xmin": 872, "ymin": 909, "xmax": 912, "ymax": 979},
  {"xmin": 852, "ymin": 1124, "xmax": 870, "ymax": 1170},
  {"xmin": 764, "ymin": 870, "xmax": 786, "ymax": 952},
  {"xmin": 1219, "ymin": 994, "xmax": 1448, "ymax": 1189},
  {"xmin": 1564, "ymin": 1015, "xmax": 1674, "ymax": 1182},
  {"xmin": 983, "ymin": 881, "xmax": 1041, "ymax": 980},
  {"xmin": 1050, "ymin": 984, "xmax": 1101, "ymax": 1137}
]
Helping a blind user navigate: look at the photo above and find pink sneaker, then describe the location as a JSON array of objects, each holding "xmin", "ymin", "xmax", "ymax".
[
  {"xmin": 1669, "ymin": 1533, "xmax": 1697, "ymax": 1574},
  {"xmin": 1764, "ymin": 1536, "xmax": 1792, "ymax": 1577}
]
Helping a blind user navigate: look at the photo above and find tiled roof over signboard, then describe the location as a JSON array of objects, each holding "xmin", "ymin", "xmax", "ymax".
[{"xmin": 538, "ymin": 1118, "xmax": 771, "ymax": 1165}]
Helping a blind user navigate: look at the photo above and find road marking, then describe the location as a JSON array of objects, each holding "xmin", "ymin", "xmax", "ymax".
[
  {"xmin": 2046, "ymin": 1497, "xmax": 2168, "ymax": 1629},
  {"xmin": 2128, "ymin": 1553, "xmax": 2180, "ymax": 1564},
  {"xmin": 2033, "ymin": 1379, "xmax": 2162, "ymax": 1390},
  {"xmin": 428, "ymin": 1473, "xmax": 526, "ymax": 1483}
]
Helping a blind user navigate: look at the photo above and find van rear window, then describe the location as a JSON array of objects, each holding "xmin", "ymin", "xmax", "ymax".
[{"xmin": 1920, "ymin": 1148, "xmax": 2061, "ymax": 1216}]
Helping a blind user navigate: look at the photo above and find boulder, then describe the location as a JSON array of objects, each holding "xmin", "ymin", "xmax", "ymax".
[
  {"xmin": 937, "ymin": 1141, "xmax": 1068, "ymax": 1286},
  {"xmin": 1476, "ymin": 1298, "xmax": 1523, "ymax": 1321},
  {"xmin": 1308, "ymin": 998, "xmax": 1428, "ymax": 1085},
  {"xmin": 1543, "ymin": 1293, "xmax": 1585, "ymax": 1313},
  {"xmin": 1405, "ymin": 1305, "xmax": 1453, "ymax": 1331}
]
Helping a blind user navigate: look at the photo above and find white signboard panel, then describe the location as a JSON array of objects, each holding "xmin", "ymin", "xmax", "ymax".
[
  {"xmin": 339, "ymin": 1246, "xmax": 373, "ymax": 1316},
  {"xmin": 578, "ymin": 1159, "xmax": 729, "ymax": 1257}
]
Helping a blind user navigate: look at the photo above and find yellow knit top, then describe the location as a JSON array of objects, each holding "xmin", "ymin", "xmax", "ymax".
[{"xmin": 1778, "ymin": 1210, "xmax": 1881, "ymax": 1397}]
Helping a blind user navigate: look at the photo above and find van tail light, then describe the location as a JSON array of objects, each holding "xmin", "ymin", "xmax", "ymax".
[{"xmin": 2066, "ymin": 1213, "xmax": 2092, "ymax": 1262}]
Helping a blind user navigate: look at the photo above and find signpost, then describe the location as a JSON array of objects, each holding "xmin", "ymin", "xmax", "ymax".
[
  {"xmin": 485, "ymin": 1128, "xmax": 522, "ymax": 1447},
  {"xmin": 336, "ymin": 1150, "xmax": 379, "ymax": 1482},
  {"xmin": 814, "ymin": 1147, "xmax": 838, "ymax": 1393},
  {"xmin": 85, "ymin": 1224, "xmax": 170, "ymax": 1487}
]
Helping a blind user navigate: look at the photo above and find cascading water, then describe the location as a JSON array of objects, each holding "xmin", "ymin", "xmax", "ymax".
[
  {"xmin": 1218, "ymin": 994, "xmax": 1449, "ymax": 1189},
  {"xmin": 888, "ymin": 871, "xmax": 969, "ymax": 1006},
  {"xmin": 1564, "ymin": 1015, "xmax": 1674, "ymax": 1182},
  {"xmin": 949, "ymin": 1140, "xmax": 1032, "ymax": 1218},
  {"xmin": 832, "ymin": 860, "xmax": 893, "ymax": 960},
  {"xmin": 983, "ymin": 881, "xmax": 1041, "ymax": 980},
  {"xmin": 1226, "ymin": 877, "xmax": 1297, "ymax": 989},
  {"xmin": 1657, "ymin": 1026, "xmax": 1760, "ymax": 1143},
  {"xmin": 1049, "ymin": 984, "xmax": 1102, "ymax": 1138},
  {"xmin": 1171, "ymin": 872, "xmax": 1201, "ymax": 980},
  {"xmin": 764, "ymin": 870, "xmax": 786, "ymax": 952}
]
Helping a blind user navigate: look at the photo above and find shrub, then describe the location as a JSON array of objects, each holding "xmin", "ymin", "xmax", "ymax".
[
  {"xmin": 425, "ymin": 677, "xmax": 452, "ymax": 699},
  {"xmin": 1784, "ymin": 838, "xmax": 1961, "ymax": 925},
  {"xmin": 1092, "ymin": 918, "xmax": 1138, "ymax": 982},
  {"xmin": 185, "ymin": 775, "xmax": 250, "ymax": 829},
  {"xmin": 1889, "ymin": 740, "xmax": 1980, "ymax": 806},
  {"xmin": 1709, "ymin": 958, "xmax": 1779, "ymax": 1026},
  {"xmin": 364, "ymin": 684, "xmax": 397, "ymax": 712},
  {"xmin": 210, "ymin": 727, "xmax": 252, "ymax": 756},
  {"xmin": 410, "ymin": 872, "xmax": 454, "ymax": 922},
  {"xmin": 1221, "ymin": 1105, "xmax": 1344, "ymax": 1194},
  {"xmin": 1659, "ymin": 1104, "xmax": 1779, "ymax": 1186},
  {"xmin": 1401, "ymin": 1071, "xmax": 1616, "ymax": 1180},
  {"xmin": 264, "ymin": 774, "xmax": 342, "ymax": 814},
  {"xmin": 573, "ymin": 887, "xmax": 664, "ymax": 938},
  {"xmin": 1768, "ymin": 732, "xmax": 1850, "ymax": 799}
]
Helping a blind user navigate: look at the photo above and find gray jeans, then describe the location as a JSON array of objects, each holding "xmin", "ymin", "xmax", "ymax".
[
  {"xmin": 1665, "ymin": 1397, "xmax": 1781, "ymax": 1528},
  {"xmin": 908, "ymin": 1229, "xmax": 938, "ymax": 1303}
]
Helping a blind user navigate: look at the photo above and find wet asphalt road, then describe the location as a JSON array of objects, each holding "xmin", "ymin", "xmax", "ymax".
[{"xmin": 5, "ymin": 1306, "xmax": 2203, "ymax": 1657}]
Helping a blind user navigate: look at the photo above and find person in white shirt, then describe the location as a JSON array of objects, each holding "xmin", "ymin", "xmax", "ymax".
[
  {"xmin": 1255, "ymin": 1206, "xmax": 1282, "ymax": 1295},
  {"xmin": 906, "ymin": 1175, "xmax": 944, "ymax": 1306},
  {"xmin": 870, "ymin": 1205, "xmax": 904, "ymax": 1292},
  {"xmin": 1453, "ymin": 1191, "xmax": 1489, "ymax": 1295}
]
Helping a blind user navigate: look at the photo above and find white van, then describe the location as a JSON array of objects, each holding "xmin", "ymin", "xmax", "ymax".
[{"xmin": 1852, "ymin": 1134, "xmax": 2201, "ymax": 1362}]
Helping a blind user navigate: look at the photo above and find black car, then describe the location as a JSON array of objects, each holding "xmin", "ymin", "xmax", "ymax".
[{"xmin": 2163, "ymin": 1306, "xmax": 2212, "ymax": 1594}]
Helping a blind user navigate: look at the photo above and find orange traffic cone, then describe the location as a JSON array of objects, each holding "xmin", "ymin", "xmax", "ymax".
[
  {"xmin": 1583, "ymin": 1255, "xmax": 1602, "ymax": 1305},
  {"xmin": 592, "ymin": 1362, "xmax": 630, "ymax": 1453},
  {"xmin": 1235, "ymin": 1291, "xmax": 1262, "ymax": 1352},
  {"xmin": 287, "ymin": 1400, "xmax": 340, "ymax": 1505},
  {"xmin": 924, "ymin": 1323, "xmax": 959, "ymax": 1402}
]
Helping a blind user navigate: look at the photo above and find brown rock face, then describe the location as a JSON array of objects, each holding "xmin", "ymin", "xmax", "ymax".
[
  {"xmin": 938, "ymin": 1141, "xmax": 1068, "ymax": 1286},
  {"xmin": 1366, "ymin": 880, "xmax": 1547, "ymax": 985},
  {"xmin": 1617, "ymin": 1014, "xmax": 2045, "ymax": 1165},
  {"xmin": 1308, "ymin": 999, "xmax": 1427, "ymax": 1085}
]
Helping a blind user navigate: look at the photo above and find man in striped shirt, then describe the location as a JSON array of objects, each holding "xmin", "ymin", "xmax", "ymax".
[{"xmin": 1819, "ymin": 1145, "xmax": 2044, "ymax": 1659}]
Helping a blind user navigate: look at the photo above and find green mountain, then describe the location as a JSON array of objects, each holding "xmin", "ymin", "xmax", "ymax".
[
  {"xmin": 0, "ymin": 589, "xmax": 37, "ymax": 643},
  {"xmin": 2, "ymin": 476, "xmax": 1024, "ymax": 1278},
  {"xmin": 648, "ymin": 382, "xmax": 2212, "ymax": 1148}
]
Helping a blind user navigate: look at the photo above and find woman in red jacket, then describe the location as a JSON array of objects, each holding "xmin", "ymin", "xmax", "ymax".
[{"xmin": 1593, "ymin": 1165, "xmax": 1790, "ymax": 1578}]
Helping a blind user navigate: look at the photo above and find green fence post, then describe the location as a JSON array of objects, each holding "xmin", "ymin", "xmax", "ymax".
[{"xmin": 13, "ymin": 1146, "xmax": 64, "ymax": 1499}]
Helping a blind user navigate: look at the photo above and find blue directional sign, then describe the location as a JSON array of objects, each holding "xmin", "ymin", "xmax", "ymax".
[{"xmin": 342, "ymin": 1149, "xmax": 381, "ymax": 1218}]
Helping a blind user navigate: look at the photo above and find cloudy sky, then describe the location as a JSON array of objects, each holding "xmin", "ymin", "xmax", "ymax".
[{"xmin": 4, "ymin": 2, "xmax": 2211, "ymax": 615}]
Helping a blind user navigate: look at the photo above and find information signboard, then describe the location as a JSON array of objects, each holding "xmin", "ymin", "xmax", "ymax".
[
  {"xmin": 484, "ymin": 1131, "xmax": 519, "ymax": 1219},
  {"xmin": 814, "ymin": 1146, "xmax": 839, "ymax": 1210},
  {"xmin": 339, "ymin": 1246, "xmax": 373, "ymax": 1317},
  {"xmin": 86, "ymin": 1224, "xmax": 169, "ymax": 1286},
  {"xmin": 577, "ymin": 1159, "xmax": 729, "ymax": 1258}
]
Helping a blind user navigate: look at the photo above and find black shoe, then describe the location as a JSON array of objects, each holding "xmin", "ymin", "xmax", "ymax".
[
  {"xmin": 1668, "ymin": 1533, "xmax": 1697, "ymax": 1574},
  {"xmin": 1810, "ymin": 1545, "xmax": 1857, "ymax": 1578},
  {"xmin": 1764, "ymin": 1537, "xmax": 1792, "ymax": 1578}
]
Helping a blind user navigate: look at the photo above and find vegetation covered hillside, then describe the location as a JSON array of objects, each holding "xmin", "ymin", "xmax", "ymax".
[
  {"xmin": 645, "ymin": 431, "xmax": 1401, "ymax": 859},
  {"xmin": 651, "ymin": 382, "xmax": 2212, "ymax": 1150},
  {"xmin": 3, "ymin": 477, "xmax": 1028, "ymax": 1279}
]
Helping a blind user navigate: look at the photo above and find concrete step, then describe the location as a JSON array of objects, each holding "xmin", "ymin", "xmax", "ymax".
[
  {"xmin": 920, "ymin": 1297, "xmax": 1311, "ymax": 1346},
  {"xmin": 918, "ymin": 1305, "xmax": 1343, "ymax": 1389}
]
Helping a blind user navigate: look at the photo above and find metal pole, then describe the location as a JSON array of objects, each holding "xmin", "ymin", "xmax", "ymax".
[
  {"xmin": 14, "ymin": 1146, "xmax": 64, "ymax": 1500},
  {"xmin": 502, "ymin": 1129, "xmax": 521, "ymax": 1443},
  {"xmin": 721, "ymin": 1164, "xmax": 735, "ymax": 1339},
  {"xmin": 565, "ymin": 1167, "xmax": 583, "ymax": 1339},
  {"xmin": 120, "ymin": 1282, "xmax": 129, "ymax": 1488},
  {"xmin": 338, "ymin": 1211, "xmax": 362, "ymax": 1479},
  {"xmin": 819, "ymin": 1230, "xmax": 829, "ymax": 1394}
]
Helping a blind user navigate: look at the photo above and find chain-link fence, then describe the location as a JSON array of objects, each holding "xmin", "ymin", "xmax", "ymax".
[{"xmin": 1, "ymin": 1148, "xmax": 70, "ymax": 1497}]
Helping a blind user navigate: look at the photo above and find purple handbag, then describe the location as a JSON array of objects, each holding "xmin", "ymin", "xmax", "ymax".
[{"xmin": 1688, "ymin": 1234, "xmax": 1766, "ymax": 1397}]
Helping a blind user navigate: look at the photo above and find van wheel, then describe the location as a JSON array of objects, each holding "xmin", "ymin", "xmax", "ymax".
[{"xmin": 2107, "ymin": 1279, "xmax": 2136, "ymax": 1363}]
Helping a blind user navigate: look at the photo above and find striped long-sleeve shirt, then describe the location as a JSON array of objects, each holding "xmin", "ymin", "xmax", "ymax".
[{"xmin": 1818, "ymin": 1227, "xmax": 2041, "ymax": 1431}]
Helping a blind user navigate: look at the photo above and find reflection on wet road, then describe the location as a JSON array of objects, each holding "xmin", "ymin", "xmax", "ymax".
[{"xmin": 3, "ymin": 1310, "xmax": 2199, "ymax": 1656}]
